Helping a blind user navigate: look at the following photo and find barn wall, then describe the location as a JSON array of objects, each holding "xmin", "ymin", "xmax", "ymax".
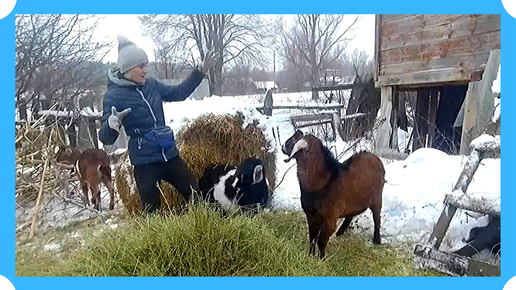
[{"xmin": 375, "ymin": 14, "xmax": 500, "ymax": 88}]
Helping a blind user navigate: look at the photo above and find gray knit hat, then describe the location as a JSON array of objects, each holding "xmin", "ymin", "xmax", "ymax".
[{"xmin": 117, "ymin": 35, "xmax": 148, "ymax": 73}]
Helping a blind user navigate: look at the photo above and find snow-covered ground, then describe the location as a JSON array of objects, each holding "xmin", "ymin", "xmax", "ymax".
[{"xmin": 16, "ymin": 86, "xmax": 500, "ymax": 262}]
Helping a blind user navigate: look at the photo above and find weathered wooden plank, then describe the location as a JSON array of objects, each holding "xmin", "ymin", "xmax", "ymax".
[
  {"xmin": 467, "ymin": 257, "xmax": 501, "ymax": 276},
  {"xmin": 295, "ymin": 120, "xmax": 332, "ymax": 129},
  {"xmin": 380, "ymin": 14, "xmax": 500, "ymax": 51},
  {"xmin": 428, "ymin": 204, "xmax": 458, "ymax": 249},
  {"xmin": 414, "ymin": 245, "xmax": 500, "ymax": 276},
  {"xmin": 460, "ymin": 81, "xmax": 480, "ymax": 154},
  {"xmin": 377, "ymin": 68, "xmax": 469, "ymax": 87},
  {"xmin": 414, "ymin": 244, "xmax": 468, "ymax": 276},
  {"xmin": 374, "ymin": 14, "xmax": 381, "ymax": 83},
  {"xmin": 380, "ymin": 30, "xmax": 500, "ymax": 64},
  {"xmin": 380, "ymin": 52, "xmax": 491, "ymax": 77},
  {"xmin": 380, "ymin": 14, "xmax": 415, "ymax": 23},
  {"xmin": 293, "ymin": 113, "xmax": 369, "ymax": 130},
  {"xmin": 311, "ymin": 83, "xmax": 368, "ymax": 92},
  {"xmin": 292, "ymin": 113, "xmax": 333, "ymax": 123},
  {"xmin": 381, "ymin": 14, "xmax": 493, "ymax": 37},
  {"xmin": 460, "ymin": 49, "xmax": 500, "ymax": 154}
]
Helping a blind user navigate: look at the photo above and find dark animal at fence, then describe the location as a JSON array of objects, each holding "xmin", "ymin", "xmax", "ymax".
[
  {"xmin": 343, "ymin": 72, "xmax": 382, "ymax": 140},
  {"xmin": 198, "ymin": 156, "xmax": 269, "ymax": 213},
  {"xmin": 263, "ymin": 88, "xmax": 274, "ymax": 116},
  {"xmin": 453, "ymin": 215, "xmax": 500, "ymax": 257},
  {"xmin": 56, "ymin": 146, "xmax": 115, "ymax": 211},
  {"xmin": 282, "ymin": 130, "xmax": 385, "ymax": 258}
]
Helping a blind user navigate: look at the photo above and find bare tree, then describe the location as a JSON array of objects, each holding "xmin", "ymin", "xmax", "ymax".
[
  {"xmin": 140, "ymin": 14, "xmax": 274, "ymax": 96},
  {"xmin": 278, "ymin": 14, "xmax": 360, "ymax": 99},
  {"xmin": 15, "ymin": 14, "xmax": 111, "ymax": 148},
  {"xmin": 16, "ymin": 15, "xmax": 111, "ymax": 116}
]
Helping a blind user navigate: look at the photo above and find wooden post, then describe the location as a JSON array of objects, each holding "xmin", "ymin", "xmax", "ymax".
[
  {"xmin": 398, "ymin": 90, "xmax": 408, "ymax": 131},
  {"xmin": 427, "ymin": 90, "xmax": 439, "ymax": 148},
  {"xmin": 390, "ymin": 86, "xmax": 399, "ymax": 150},
  {"xmin": 373, "ymin": 15, "xmax": 381, "ymax": 84},
  {"xmin": 263, "ymin": 89, "xmax": 273, "ymax": 117},
  {"xmin": 331, "ymin": 112, "xmax": 344, "ymax": 142},
  {"xmin": 29, "ymin": 127, "xmax": 54, "ymax": 239},
  {"xmin": 460, "ymin": 82, "xmax": 479, "ymax": 154},
  {"xmin": 414, "ymin": 89, "xmax": 430, "ymax": 151},
  {"xmin": 427, "ymin": 203, "xmax": 457, "ymax": 249},
  {"xmin": 374, "ymin": 86, "xmax": 393, "ymax": 154}
]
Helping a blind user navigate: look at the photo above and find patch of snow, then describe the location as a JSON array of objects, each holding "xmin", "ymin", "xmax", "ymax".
[
  {"xmin": 470, "ymin": 134, "xmax": 500, "ymax": 151},
  {"xmin": 43, "ymin": 242, "xmax": 62, "ymax": 252},
  {"xmin": 38, "ymin": 110, "xmax": 73, "ymax": 118},
  {"xmin": 80, "ymin": 107, "xmax": 101, "ymax": 117}
]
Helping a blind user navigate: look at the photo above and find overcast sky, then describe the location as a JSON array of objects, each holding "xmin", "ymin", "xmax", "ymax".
[{"xmin": 96, "ymin": 14, "xmax": 376, "ymax": 68}]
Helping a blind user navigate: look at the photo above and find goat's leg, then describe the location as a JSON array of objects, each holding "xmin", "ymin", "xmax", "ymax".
[
  {"xmin": 306, "ymin": 214, "xmax": 319, "ymax": 257},
  {"xmin": 336, "ymin": 216, "xmax": 354, "ymax": 237},
  {"xmin": 371, "ymin": 206, "xmax": 381, "ymax": 245},
  {"xmin": 80, "ymin": 182, "xmax": 90, "ymax": 207},
  {"xmin": 317, "ymin": 220, "xmax": 337, "ymax": 259},
  {"xmin": 104, "ymin": 180, "xmax": 116, "ymax": 210},
  {"xmin": 92, "ymin": 185, "xmax": 101, "ymax": 212}
]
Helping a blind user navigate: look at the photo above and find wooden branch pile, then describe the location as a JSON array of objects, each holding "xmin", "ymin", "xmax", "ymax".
[{"xmin": 15, "ymin": 115, "xmax": 100, "ymax": 238}]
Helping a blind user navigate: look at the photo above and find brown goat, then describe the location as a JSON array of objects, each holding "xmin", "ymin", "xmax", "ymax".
[
  {"xmin": 56, "ymin": 147, "xmax": 115, "ymax": 211},
  {"xmin": 282, "ymin": 130, "xmax": 385, "ymax": 258}
]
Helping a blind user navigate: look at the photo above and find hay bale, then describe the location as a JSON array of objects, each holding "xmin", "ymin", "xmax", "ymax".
[
  {"xmin": 177, "ymin": 112, "xmax": 277, "ymax": 196},
  {"xmin": 114, "ymin": 112, "xmax": 277, "ymax": 214}
]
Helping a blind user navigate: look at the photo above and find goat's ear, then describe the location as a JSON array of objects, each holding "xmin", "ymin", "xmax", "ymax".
[
  {"xmin": 294, "ymin": 130, "xmax": 304, "ymax": 138},
  {"xmin": 252, "ymin": 165, "xmax": 264, "ymax": 185}
]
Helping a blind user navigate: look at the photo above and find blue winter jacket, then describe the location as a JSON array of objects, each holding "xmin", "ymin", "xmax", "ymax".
[{"xmin": 100, "ymin": 67, "xmax": 205, "ymax": 165}]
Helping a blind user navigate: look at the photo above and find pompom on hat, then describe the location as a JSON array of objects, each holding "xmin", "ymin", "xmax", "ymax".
[{"xmin": 117, "ymin": 35, "xmax": 148, "ymax": 73}]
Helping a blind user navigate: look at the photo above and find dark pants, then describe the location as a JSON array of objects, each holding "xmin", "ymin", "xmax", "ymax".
[{"xmin": 133, "ymin": 155, "xmax": 198, "ymax": 213}]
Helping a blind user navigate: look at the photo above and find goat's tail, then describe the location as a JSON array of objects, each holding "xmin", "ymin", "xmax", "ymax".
[{"xmin": 98, "ymin": 163, "xmax": 111, "ymax": 180}]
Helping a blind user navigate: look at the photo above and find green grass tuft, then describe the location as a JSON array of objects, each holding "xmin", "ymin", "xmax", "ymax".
[{"xmin": 17, "ymin": 205, "xmax": 444, "ymax": 277}]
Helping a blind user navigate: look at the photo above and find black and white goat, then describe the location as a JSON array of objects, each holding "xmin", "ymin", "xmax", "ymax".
[{"xmin": 198, "ymin": 157, "xmax": 269, "ymax": 213}]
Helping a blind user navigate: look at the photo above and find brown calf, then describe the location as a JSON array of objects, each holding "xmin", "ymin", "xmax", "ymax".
[{"xmin": 56, "ymin": 147, "xmax": 115, "ymax": 211}]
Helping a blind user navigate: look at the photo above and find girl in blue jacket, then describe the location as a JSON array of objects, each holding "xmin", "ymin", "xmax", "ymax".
[{"xmin": 100, "ymin": 36, "xmax": 215, "ymax": 213}]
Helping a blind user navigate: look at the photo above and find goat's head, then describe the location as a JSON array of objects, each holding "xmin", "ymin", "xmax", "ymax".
[
  {"xmin": 282, "ymin": 130, "xmax": 310, "ymax": 162},
  {"xmin": 56, "ymin": 146, "xmax": 80, "ymax": 164},
  {"xmin": 234, "ymin": 156, "xmax": 268, "ymax": 206},
  {"xmin": 236, "ymin": 157, "xmax": 265, "ymax": 187}
]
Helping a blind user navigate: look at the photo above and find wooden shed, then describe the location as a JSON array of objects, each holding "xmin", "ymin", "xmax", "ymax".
[{"xmin": 373, "ymin": 14, "xmax": 500, "ymax": 156}]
